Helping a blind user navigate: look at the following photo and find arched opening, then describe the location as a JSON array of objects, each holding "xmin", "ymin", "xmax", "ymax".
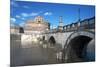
[
  {"xmin": 64, "ymin": 35, "xmax": 93, "ymax": 62},
  {"xmin": 86, "ymin": 39, "xmax": 95, "ymax": 61},
  {"xmin": 49, "ymin": 36, "xmax": 56, "ymax": 46},
  {"xmin": 42, "ymin": 36, "xmax": 45, "ymax": 40},
  {"xmin": 19, "ymin": 27, "xmax": 24, "ymax": 33}
]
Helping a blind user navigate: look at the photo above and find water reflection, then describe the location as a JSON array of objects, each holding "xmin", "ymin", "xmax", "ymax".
[{"xmin": 11, "ymin": 36, "xmax": 62, "ymax": 66}]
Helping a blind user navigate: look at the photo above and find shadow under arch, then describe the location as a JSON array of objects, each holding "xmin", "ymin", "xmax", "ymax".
[
  {"xmin": 49, "ymin": 36, "xmax": 56, "ymax": 46},
  {"xmin": 42, "ymin": 36, "xmax": 45, "ymax": 40},
  {"xmin": 63, "ymin": 31, "xmax": 95, "ymax": 63}
]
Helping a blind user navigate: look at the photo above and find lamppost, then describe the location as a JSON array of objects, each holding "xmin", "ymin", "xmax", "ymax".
[{"xmin": 77, "ymin": 8, "xmax": 81, "ymax": 31}]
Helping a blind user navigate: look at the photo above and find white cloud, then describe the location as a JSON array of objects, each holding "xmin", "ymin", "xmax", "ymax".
[
  {"xmin": 16, "ymin": 15, "xmax": 21, "ymax": 18},
  {"xmin": 19, "ymin": 22, "xmax": 25, "ymax": 27},
  {"xmin": 16, "ymin": 15, "xmax": 26, "ymax": 20},
  {"xmin": 21, "ymin": 17, "xmax": 25, "ymax": 20},
  {"xmin": 10, "ymin": 18, "xmax": 16, "ymax": 23},
  {"xmin": 21, "ymin": 12, "xmax": 40, "ymax": 17},
  {"xmin": 44, "ymin": 12, "xmax": 52, "ymax": 16},
  {"xmin": 30, "ymin": 12, "xmax": 39, "ymax": 16},
  {"xmin": 21, "ymin": 13, "xmax": 29, "ymax": 17}
]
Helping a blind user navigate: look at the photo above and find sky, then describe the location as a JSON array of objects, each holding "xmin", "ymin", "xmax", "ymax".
[{"xmin": 10, "ymin": 0, "xmax": 95, "ymax": 28}]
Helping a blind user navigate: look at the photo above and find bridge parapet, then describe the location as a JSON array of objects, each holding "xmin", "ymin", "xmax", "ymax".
[{"xmin": 44, "ymin": 30, "xmax": 95, "ymax": 50}]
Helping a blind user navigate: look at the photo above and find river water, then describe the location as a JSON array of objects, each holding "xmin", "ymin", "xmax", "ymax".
[{"xmin": 10, "ymin": 39, "xmax": 62, "ymax": 66}]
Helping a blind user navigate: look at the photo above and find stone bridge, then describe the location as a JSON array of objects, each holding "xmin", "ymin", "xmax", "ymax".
[{"xmin": 43, "ymin": 30, "xmax": 95, "ymax": 62}]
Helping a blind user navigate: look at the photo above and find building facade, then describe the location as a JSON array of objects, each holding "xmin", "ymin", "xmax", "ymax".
[
  {"xmin": 24, "ymin": 16, "xmax": 50, "ymax": 34},
  {"xmin": 58, "ymin": 16, "xmax": 63, "ymax": 32},
  {"xmin": 10, "ymin": 24, "xmax": 20, "ymax": 34}
]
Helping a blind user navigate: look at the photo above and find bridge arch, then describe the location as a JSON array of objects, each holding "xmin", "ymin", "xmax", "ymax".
[
  {"xmin": 63, "ymin": 31, "xmax": 95, "ymax": 62},
  {"xmin": 49, "ymin": 36, "xmax": 56, "ymax": 46},
  {"xmin": 42, "ymin": 36, "xmax": 45, "ymax": 40}
]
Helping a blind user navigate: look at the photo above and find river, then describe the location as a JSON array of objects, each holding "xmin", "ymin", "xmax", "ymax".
[{"xmin": 10, "ymin": 39, "xmax": 62, "ymax": 66}]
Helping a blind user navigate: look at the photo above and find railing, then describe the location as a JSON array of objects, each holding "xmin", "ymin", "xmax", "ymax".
[{"xmin": 48, "ymin": 17, "xmax": 95, "ymax": 34}]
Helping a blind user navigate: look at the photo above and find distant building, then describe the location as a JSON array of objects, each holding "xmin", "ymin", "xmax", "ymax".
[
  {"xmin": 24, "ymin": 16, "xmax": 50, "ymax": 34},
  {"xmin": 58, "ymin": 16, "xmax": 63, "ymax": 32},
  {"xmin": 10, "ymin": 23, "xmax": 20, "ymax": 34}
]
